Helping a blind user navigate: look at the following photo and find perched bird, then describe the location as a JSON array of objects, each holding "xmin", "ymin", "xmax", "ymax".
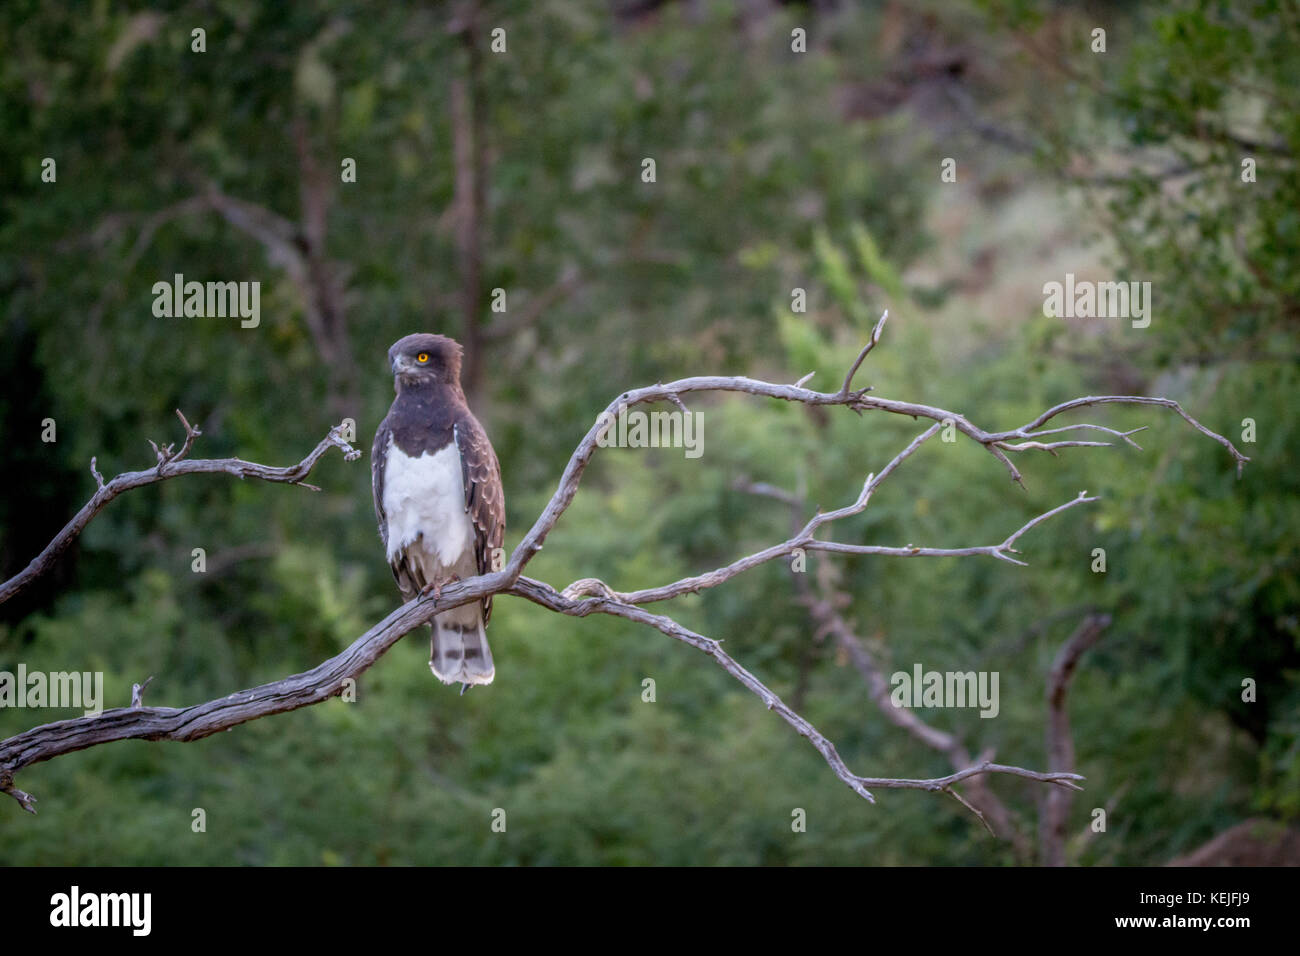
[{"xmin": 371, "ymin": 333, "xmax": 505, "ymax": 691}]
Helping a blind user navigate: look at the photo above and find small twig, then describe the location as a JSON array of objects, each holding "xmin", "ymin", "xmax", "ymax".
[
  {"xmin": 130, "ymin": 676, "xmax": 155, "ymax": 709},
  {"xmin": 840, "ymin": 309, "xmax": 889, "ymax": 396},
  {"xmin": 0, "ymin": 776, "xmax": 37, "ymax": 814},
  {"xmin": 946, "ymin": 787, "xmax": 996, "ymax": 836}
]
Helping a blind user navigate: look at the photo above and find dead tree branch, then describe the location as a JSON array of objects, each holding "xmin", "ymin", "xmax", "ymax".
[
  {"xmin": 0, "ymin": 314, "xmax": 1247, "ymax": 813},
  {"xmin": 1041, "ymin": 612, "xmax": 1111, "ymax": 866},
  {"xmin": 510, "ymin": 576, "xmax": 1083, "ymax": 805},
  {"xmin": 735, "ymin": 475, "xmax": 1032, "ymax": 856},
  {"xmin": 0, "ymin": 411, "xmax": 361, "ymax": 608},
  {"xmin": 0, "ymin": 587, "xmax": 452, "ymax": 813}
]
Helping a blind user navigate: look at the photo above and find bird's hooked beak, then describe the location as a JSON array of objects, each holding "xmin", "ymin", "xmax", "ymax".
[
  {"xmin": 389, "ymin": 354, "xmax": 412, "ymax": 392},
  {"xmin": 390, "ymin": 353, "xmax": 430, "ymax": 392}
]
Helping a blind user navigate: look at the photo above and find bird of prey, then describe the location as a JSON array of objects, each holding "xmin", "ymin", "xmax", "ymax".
[{"xmin": 371, "ymin": 333, "xmax": 505, "ymax": 691}]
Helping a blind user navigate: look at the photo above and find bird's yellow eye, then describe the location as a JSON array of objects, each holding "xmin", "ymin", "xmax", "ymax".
[{"xmin": 417, "ymin": 352, "xmax": 430, "ymax": 364}]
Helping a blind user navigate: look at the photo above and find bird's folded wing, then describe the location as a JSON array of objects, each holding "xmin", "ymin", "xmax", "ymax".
[
  {"xmin": 371, "ymin": 415, "xmax": 392, "ymax": 553},
  {"xmin": 455, "ymin": 417, "xmax": 506, "ymax": 623}
]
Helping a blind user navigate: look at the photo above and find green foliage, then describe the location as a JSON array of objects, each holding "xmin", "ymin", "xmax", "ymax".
[{"xmin": 0, "ymin": 0, "xmax": 1294, "ymax": 865}]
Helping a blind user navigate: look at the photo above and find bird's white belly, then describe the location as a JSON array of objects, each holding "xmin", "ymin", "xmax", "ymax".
[{"xmin": 383, "ymin": 439, "xmax": 474, "ymax": 566}]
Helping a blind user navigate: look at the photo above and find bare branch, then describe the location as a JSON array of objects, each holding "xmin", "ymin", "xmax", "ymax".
[
  {"xmin": 503, "ymin": 363, "xmax": 1246, "ymax": 578},
  {"xmin": 130, "ymin": 676, "xmax": 154, "ymax": 709},
  {"xmin": 0, "ymin": 330, "xmax": 1244, "ymax": 815},
  {"xmin": 840, "ymin": 309, "xmax": 889, "ymax": 395},
  {"xmin": 510, "ymin": 577, "xmax": 1082, "ymax": 805},
  {"xmin": 1016, "ymin": 423, "xmax": 1148, "ymax": 449},
  {"xmin": 744, "ymin": 479, "xmax": 1033, "ymax": 855},
  {"xmin": 947, "ymin": 787, "xmax": 995, "ymax": 837},
  {"xmin": 0, "ymin": 415, "xmax": 361, "ymax": 607},
  {"xmin": 613, "ymin": 487, "xmax": 1094, "ymax": 608},
  {"xmin": 3, "ymin": 782, "xmax": 36, "ymax": 815},
  {"xmin": 600, "ymin": 433, "xmax": 1099, "ymax": 607},
  {"xmin": 0, "ymin": 567, "xmax": 512, "ymax": 812},
  {"xmin": 1041, "ymin": 612, "xmax": 1111, "ymax": 866},
  {"xmin": 799, "ymin": 585, "xmax": 1034, "ymax": 845},
  {"xmin": 1007, "ymin": 395, "xmax": 1249, "ymax": 477},
  {"xmin": 856, "ymin": 760, "xmax": 1083, "ymax": 793}
]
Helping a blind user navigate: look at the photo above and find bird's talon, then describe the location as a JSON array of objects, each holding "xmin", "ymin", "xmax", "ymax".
[{"xmin": 420, "ymin": 573, "xmax": 462, "ymax": 602}]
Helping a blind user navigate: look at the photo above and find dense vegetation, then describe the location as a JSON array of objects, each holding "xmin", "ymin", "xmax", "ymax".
[{"xmin": 1, "ymin": 0, "xmax": 1294, "ymax": 864}]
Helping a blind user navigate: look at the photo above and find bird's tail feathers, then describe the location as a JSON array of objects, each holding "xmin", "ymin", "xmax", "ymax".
[{"xmin": 430, "ymin": 609, "xmax": 495, "ymax": 687}]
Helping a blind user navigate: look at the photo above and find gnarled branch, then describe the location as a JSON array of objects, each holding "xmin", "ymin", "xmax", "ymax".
[
  {"xmin": 0, "ymin": 410, "xmax": 361, "ymax": 608},
  {"xmin": 0, "ymin": 316, "xmax": 1247, "ymax": 813},
  {"xmin": 1041, "ymin": 612, "xmax": 1111, "ymax": 866}
]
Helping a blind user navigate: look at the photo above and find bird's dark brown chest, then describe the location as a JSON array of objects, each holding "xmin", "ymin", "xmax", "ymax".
[{"xmin": 387, "ymin": 386, "xmax": 462, "ymax": 457}]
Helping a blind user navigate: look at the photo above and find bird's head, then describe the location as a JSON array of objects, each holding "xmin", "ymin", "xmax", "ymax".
[{"xmin": 388, "ymin": 333, "xmax": 464, "ymax": 390}]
